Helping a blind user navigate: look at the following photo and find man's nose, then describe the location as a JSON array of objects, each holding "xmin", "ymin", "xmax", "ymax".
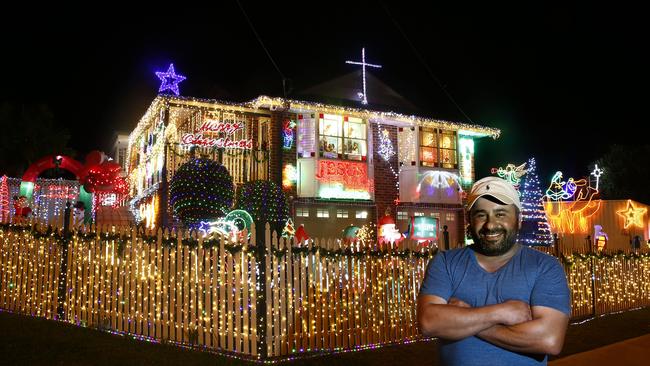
[{"xmin": 484, "ymin": 215, "xmax": 499, "ymax": 230}]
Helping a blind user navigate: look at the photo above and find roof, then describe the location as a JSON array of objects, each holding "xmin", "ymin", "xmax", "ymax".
[{"xmin": 130, "ymin": 94, "xmax": 501, "ymax": 141}]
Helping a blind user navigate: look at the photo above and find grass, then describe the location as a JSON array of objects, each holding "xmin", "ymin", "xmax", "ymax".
[{"xmin": 1, "ymin": 307, "xmax": 649, "ymax": 365}]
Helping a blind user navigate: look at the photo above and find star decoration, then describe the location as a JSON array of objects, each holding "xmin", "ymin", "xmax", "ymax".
[
  {"xmin": 198, "ymin": 221, "xmax": 212, "ymax": 236},
  {"xmin": 156, "ymin": 63, "xmax": 186, "ymax": 96},
  {"xmin": 616, "ymin": 200, "xmax": 647, "ymax": 229},
  {"xmin": 394, "ymin": 197, "xmax": 400, "ymax": 205}
]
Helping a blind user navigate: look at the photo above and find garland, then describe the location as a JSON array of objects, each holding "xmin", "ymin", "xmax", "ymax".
[
  {"xmin": 270, "ymin": 246, "xmax": 437, "ymax": 259},
  {"xmin": 560, "ymin": 251, "xmax": 650, "ymax": 268}
]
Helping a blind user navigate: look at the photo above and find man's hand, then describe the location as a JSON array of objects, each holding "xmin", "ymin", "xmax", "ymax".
[
  {"xmin": 448, "ymin": 297, "xmax": 470, "ymax": 308},
  {"xmin": 499, "ymin": 300, "xmax": 532, "ymax": 325}
]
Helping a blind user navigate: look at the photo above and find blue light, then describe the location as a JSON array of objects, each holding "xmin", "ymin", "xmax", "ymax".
[{"xmin": 155, "ymin": 63, "xmax": 186, "ymax": 96}]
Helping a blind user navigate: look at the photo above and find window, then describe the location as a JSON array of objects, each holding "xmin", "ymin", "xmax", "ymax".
[
  {"xmin": 414, "ymin": 212, "xmax": 424, "ymax": 217},
  {"xmin": 439, "ymin": 130, "xmax": 457, "ymax": 169},
  {"xmin": 296, "ymin": 207, "xmax": 310, "ymax": 217},
  {"xmin": 356, "ymin": 210, "xmax": 368, "ymax": 219},
  {"xmin": 258, "ymin": 118, "xmax": 270, "ymax": 150},
  {"xmin": 297, "ymin": 114, "xmax": 316, "ymax": 158},
  {"xmin": 419, "ymin": 127, "xmax": 438, "ymax": 167},
  {"xmin": 445, "ymin": 212, "xmax": 456, "ymax": 222},
  {"xmin": 317, "ymin": 208, "xmax": 330, "ymax": 218},
  {"xmin": 419, "ymin": 127, "xmax": 458, "ymax": 168},
  {"xmin": 337, "ymin": 209, "xmax": 348, "ymax": 218},
  {"xmin": 430, "ymin": 212, "xmax": 441, "ymax": 218},
  {"xmin": 397, "ymin": 211, "xmax": 408, "ymax": 220},
  {"xmin": 319, "ymin": 114, "xmax": 367, "ymax": 161}
]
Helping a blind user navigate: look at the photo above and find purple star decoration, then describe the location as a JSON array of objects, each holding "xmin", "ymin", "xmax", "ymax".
[{"xmin": 155, "ymin": 63, "xmax": 186, "ymax": 96}]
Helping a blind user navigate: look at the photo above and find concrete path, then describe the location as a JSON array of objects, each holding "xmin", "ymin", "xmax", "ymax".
[{"xmin": 550, "ymin": 334, "xmax": 650, "ymax": 366}]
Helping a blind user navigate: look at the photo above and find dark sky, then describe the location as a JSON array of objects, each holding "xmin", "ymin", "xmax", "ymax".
[{"xmin": 1, "ymin": 3, "xmax": 645, "ymax": 182}]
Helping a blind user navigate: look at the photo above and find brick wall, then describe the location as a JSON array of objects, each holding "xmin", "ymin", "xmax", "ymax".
[{"xmin": 372, "ymin": 124, "xmax": 399, "ymax": 219}]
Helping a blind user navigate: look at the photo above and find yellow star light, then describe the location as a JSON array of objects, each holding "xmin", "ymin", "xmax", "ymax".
[{"xmin": 616, "ymin": 200, "xmax": 647, "ymax": 229}]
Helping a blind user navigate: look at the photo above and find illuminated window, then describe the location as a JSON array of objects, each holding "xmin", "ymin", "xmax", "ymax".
[
  {"xmin": 317, "ymin": 208, "xmax": 330, "ymax": 218},
  {"xmin": 337, "ymin": 209, "xmax": 349, "ymax": 218},
  {"xmin": 319, "ymin": 114, "xmax": 367, "ymax": 161},
  {"xmin": 430, "ymin": 212, "xmax": 441, "ymax": 218},
  {"xmin": 414, "ymin": 212, "xmax": 424, "ymax": 217},
  {"xmin": 419, "ymin": 127, "xmax": 457, "ymax": 168},
  {"xmin": 445, "ymin": 212, "xmax": 456, "ymax": 222},
  {"xmin": 356, "ymin": 210, "xmax": 368, "ymax": 219},
  {"xmin": 297, "ymin": 114, "xmax": 316, "ymax": 158},
  {"xmin": 296, "ymin": 207, "xmax": 310, "ymax": 217},
  {"xmin": 397, "ymin": 211, "xmax": 408, "ymax": 220},
  {"xmin": 419, "ymin": 127, "xmax": 438, "ymax": 167}
]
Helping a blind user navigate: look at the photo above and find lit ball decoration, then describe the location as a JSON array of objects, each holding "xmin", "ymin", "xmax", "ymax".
[
  {"xmin": 169, "ymin": 158, "xmax": 234, "ymax": 225},
  {"xmin": 235, "ymin": 180, "xmax": 289, "ymax": 232}
]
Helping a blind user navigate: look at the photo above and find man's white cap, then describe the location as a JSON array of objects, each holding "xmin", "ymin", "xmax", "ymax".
[{"xmin": 466, "ymin": 176, "xmax": 522, "ymax": 211}]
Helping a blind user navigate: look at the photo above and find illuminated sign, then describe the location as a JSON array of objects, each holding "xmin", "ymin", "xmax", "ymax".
[
  {"xmin": 40, "ymin": 185, "xmax": 78, "ymax": 200},
  {"xmin": 407, "ymin": 216, "xmax": 438, "ymax": 241},
  {"xmin": 315, "ymin": 160, "xmax": 373, "ymax": 199},
  {"xmin": 181, "ymin": 120, "xmax": 253, "ymax": 149}
]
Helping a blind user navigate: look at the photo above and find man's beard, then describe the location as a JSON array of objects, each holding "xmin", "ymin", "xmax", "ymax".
[{"xmin": 470, "ymin": 228, "xmax": 518, "ymax": 256}]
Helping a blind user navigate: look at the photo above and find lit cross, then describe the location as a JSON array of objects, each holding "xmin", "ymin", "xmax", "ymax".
[
  {"xmin": 345, "ymin": 48, "xmax": 382, "ymax": 105},
  {"xmin": 156, "ymin": 63, "xmax": 186, "ymax": 96},
  {"xmin": 591, "ymin": 164, "xmax": 604, "ymax": 190}
]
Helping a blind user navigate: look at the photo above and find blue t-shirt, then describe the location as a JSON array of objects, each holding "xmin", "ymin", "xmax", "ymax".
[{"xmin": 419, "ymin": 245, "xmax": 571, "ymax": 366}]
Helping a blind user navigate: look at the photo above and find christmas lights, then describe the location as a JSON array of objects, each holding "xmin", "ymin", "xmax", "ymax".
[
  {"xmin": 1, "ymin": 223, "xmax": 649, "ymax": 361},
  {"xmin": 458, "ymin": 137, "xmax": 475, "ymax": 186},
  {"xmin": 345, "ymin": 48, "xmax": 382, "ymax": 105},
  {"xmin": 155, "ymin": 63, "xmax": 186, "ymax": 96},
  {"xmin": 169, "ymin": 158, "xmax": 234, "ymax": 225},
  {"xmin": 235, "ymin": 180, "xmax": 289, "ymax": 230},
  {"xmin": 282, "ymin": 119, "xmax": 296, "ymax": 150},
  {"xmin": 544, "ymin": 169, "xmax": 602, "ymax": 233},
  {"xmin": 415, "ymin": 171, "xmax": 462, "ymax": 193},
  {"xmin": 518, "ymin": 158, "xmax": 553, "ymax": 246},
  {"xmin": 282, "ymin": 164, "xmax": 297, "ymax": 189},
  {"xmin": 377, "ymin": 129, "xmax": 395, "ymax": 161},
  {"xmin": 1, "ymin": 176, "xmax": 10, "ymax": 222},
  {"xmin": 591, "ymin": 164, "xmax": 604, "ymax": 191},
  {"xmin": 493, "ymin": 162, "xmax": 527, "ymax": 188},
  {"xmin": 616, "ymin": 200, "xmax": 647, "ymax": 229}
]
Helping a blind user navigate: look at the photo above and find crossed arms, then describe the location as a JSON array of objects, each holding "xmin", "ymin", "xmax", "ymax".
[{"xmin": 417, "ymin": 294, "xmax": 569, "ymax": 355}]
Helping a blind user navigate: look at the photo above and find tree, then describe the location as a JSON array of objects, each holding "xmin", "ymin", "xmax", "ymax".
[
  {"xmin": 235, "ymin": 180, "xmax": 289, "ymax": 234},
  {"xmin": 0, "ymin": 102, "xmax": 74, "ymax": 176},
  {"xmin": 592, "ymin": 145, "xmax": 650, "ymax": 204},
  {"xmin": 519, "ymin": 158, "xmax": 553, "ymax": 246},
  {"xmin": 0, "ymin": 175, "xmax": 9, "ymax": 222},
  {"xmin": 169, "ymin": 158, "xmax": 234, "ymax": 226}
]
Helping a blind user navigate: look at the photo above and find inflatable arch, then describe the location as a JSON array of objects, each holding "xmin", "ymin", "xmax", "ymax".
[{"xmin": 20, "ymin": 155, "xmax": 93, "ymax": 223}]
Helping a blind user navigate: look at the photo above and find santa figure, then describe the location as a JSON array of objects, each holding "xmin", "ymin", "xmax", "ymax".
[
  {"xmin": 73, "ymin": 201, "xmax": 86, "ymax": 227},
  {"xmin": 378, "ymin": 208, "xmax": 403, "ymax": 245},
  {"xmin": 12, "ymin": 195, "xmax": 32, "ymax": 223}
]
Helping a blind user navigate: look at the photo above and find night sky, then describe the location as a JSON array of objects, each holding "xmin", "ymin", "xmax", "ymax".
[{"xmin": 1, "ymin": 3, "xmax": 645, "ymax": 183}]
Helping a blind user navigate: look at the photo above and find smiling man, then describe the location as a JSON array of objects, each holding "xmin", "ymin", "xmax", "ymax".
[{"xmin": 417, "ymin": 176, "xmax": 570, "ymax": 366}]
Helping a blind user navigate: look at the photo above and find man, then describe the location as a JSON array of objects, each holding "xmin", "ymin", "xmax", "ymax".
[{"xmin": 417, "ymin": 176, "xmax": 570, "ymax": 365}]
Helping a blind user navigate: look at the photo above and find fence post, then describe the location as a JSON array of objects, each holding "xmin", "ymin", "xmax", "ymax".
[
  {"xmin": 56, "ymin": 201, "xmax": 72, "ymax": 320},
  {"xmin": 255, "ymin": 222, "xmax": 269, "ymax": 359}
]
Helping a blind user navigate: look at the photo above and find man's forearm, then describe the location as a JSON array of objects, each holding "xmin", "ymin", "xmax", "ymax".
[
  {"xmin": 418, "ymin": 303, "xmax": 505, "ymax": 340},
  {"xmin": 477, "ymin": 319, "xmax": 566, "ymax": 355}
]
